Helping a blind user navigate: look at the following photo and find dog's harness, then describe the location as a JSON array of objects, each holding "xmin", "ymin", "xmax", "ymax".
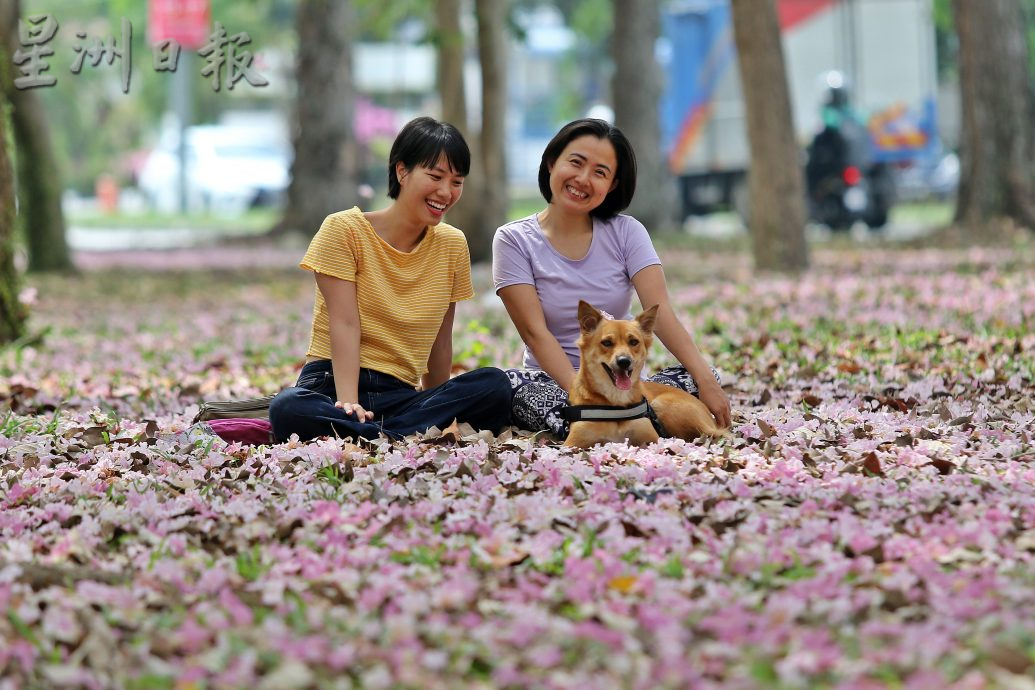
[{"xmin": 561, "ymin": 397, "xmax": 667, "ymax": 437}]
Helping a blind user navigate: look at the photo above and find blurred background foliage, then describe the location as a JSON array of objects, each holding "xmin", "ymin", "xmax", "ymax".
[
  {"xmin": 20, "ymin": 0, "xmax": 1032, "ymax": 195},
  {"xmin": 24, "ymin": 0, "xmax": 294, "ymax": 193}
]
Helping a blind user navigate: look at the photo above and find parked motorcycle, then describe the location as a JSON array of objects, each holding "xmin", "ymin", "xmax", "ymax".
[
  {"xmin": 804, "ymin": 78, "xmax": 895, "ymax": 231},
  {"xmin": 805, "ymin": 122, "xmax": 894, "ymax": 231}
]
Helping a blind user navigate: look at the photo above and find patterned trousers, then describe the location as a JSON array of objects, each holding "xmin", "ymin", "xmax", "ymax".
[{"xmin": 506, "ymin": 366, "xmax": 720, "ymax": 437}]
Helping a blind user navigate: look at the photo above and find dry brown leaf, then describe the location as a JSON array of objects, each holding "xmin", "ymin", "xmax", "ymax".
[
  {"xmin": 757, "ymin": 419, "xmax": 776, "ymax": 439},
  {"xmin": 862, "ymin": 452, "xmax": 883, "ymax": 477},
  {"xmin": 800, "ymin": 393, "xmax": 822, "ymax": 407}
]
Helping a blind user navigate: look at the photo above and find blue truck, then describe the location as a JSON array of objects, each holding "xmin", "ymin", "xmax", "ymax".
[{"xmin": 659, "ymin": 0, "xmax": 942, "ymax": 225}]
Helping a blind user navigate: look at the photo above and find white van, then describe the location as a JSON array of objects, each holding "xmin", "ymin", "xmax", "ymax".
[{"xmin": 138, "ymin": 121, "xmax": 291, "ymax": 215}]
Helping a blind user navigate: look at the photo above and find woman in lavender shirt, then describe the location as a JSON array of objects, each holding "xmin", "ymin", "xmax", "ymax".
[{"xmin": 492, "ymin": 118, "xmax": 731, "ymax": 437}]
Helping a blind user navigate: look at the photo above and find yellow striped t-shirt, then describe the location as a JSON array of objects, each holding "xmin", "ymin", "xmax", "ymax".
[{"xmin": 301, "ymin": 207, "xmax": 474, "ymax": 387}]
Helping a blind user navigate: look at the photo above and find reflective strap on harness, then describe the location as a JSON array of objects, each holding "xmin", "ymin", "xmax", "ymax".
[
  {"xmin": 561, "ymin": 399, "xmax": 650, "ymax": 423},
  {"xmin": 561, "ymin": 398, "xmax": 668, "ymax": 437}
]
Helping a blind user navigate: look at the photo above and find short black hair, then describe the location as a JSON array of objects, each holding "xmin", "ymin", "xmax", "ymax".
[
  {"xmin": 387, "ymin": 116, "xmax": 471, "ymax": 199},
  {"xmin": 538, "ymin": 118, "xmax": 637, "ymax": 219}
]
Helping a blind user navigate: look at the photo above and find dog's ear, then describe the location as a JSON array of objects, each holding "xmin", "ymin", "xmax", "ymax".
[
  {"xmin": 636, "ymin": 304, "xmax": 660, "ymax": 335},
  {"xmin": 577, "ymin": 300, "xmax": 603, "ymax": 334}
]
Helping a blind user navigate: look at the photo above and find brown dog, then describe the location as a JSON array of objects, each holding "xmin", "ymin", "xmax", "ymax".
[{"xmin": 563, "ymin": 301, "xmax": 727, "ymax": 449}]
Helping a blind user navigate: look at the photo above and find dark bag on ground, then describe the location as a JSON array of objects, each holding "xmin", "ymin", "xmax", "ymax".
[{"xmin": 192, "ymin": 394, "xmax": 275, "ymax": 424}]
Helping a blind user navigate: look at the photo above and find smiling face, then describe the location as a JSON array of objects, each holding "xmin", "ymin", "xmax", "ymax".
[
  {"xmin": 396, "ymin": 152, "xmax": 465, "ymax": 225},
  {"xmin": 546, "ymin": 135, "xmax": 618, "ymax": 215},
  {"xmin": 576, "ymin": 301, "xmax": 658, "ymax": 394}
]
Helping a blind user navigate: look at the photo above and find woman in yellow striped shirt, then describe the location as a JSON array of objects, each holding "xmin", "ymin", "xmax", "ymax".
[{"xmin": 269, "ymin": 117, "xmax": 512, "ymax": 442}]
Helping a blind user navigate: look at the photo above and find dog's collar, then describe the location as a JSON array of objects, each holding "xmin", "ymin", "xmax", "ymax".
[
  {"xmin": 561, "ymin": 398, "xmax": 650, "ymax": 423},
  {"xmin": 561, "ymin": 397, "xmax": 667, "ymax": 437}
]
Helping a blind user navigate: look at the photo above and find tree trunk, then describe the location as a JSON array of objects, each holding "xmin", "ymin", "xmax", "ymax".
[
  {"xmin": 435, "ymin": 0, "xmax": 486, "ymax": 249},
  {"xmin": 612, "ymin": 0, "xmax": 676, "ymax": 232},
  {"xmin": 0, "ymin": 91, "xmax": 27, "ymax": 342},
  {"xmin": 277, "ymin": 0, "xmax": 358, "ymax": 237},
  {"xmin": 951, "ymin": 0, "xmax": 1035, "ymax": 232},
  {"xmin": 473, "ymin": 0, "xmax": 509, "ymax": 264},
  {"xmin": 730, "ymin": 0, "xmax": 808, "ymax": 272},
  {"xmin": 0, "ymin": 0, "xmax": 73, "ymax": 273}
]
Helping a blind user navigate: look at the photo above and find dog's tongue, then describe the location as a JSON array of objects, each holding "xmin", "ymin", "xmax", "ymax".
[{"xmin": 615, "ymin": 370, "xmax": 633, "ymax": 391}]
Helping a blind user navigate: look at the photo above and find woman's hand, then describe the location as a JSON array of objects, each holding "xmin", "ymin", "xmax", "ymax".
[
  {"xmin": 335, "ymin": 400, "xmax": 374, "ymax": 421},
  {"xmin": 698, "ymin": 381, "xmax": 732, "ymax": 429}
]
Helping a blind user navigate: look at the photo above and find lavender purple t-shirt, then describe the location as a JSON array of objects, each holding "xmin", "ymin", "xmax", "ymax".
[{"xmin": 492, "ymin": 213, "xmax": 661, "ymax": 370}]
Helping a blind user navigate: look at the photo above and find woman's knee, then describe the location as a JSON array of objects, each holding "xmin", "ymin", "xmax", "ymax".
[
  {"xmin": 484, "ymin": 366, "xmax": 513, "ymax": 392},
  {"xmin": 478, "ymin": 368, "xmax": 514, "ymax": 409},
  {"xmin": 457, "ymin": 368, "xmax": 514, "ymax": 423},
  {"xmin": 513, "ymin": 378, "xmax": 564, "ymax": 405},
  {"xmin": 268, "ymin": 387, "xmax": 308, "ymax": 431},
  {"xmin": 456, "ymin": 367, "xmax": 511, "ymax": 396}
]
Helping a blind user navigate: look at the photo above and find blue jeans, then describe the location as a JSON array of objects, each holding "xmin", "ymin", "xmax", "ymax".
[{"xmin": 269, "ymin": 360, "xmax": 513, "ymax": 442}]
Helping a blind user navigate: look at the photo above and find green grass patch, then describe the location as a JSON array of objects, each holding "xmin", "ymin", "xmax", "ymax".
[
  {"xmin": 69, "ymin": 207, "xmax": 279, "ymax": 233},
  {"xmin": 890, "ymin": 200, "xmax": 954, "ymax": 227}
]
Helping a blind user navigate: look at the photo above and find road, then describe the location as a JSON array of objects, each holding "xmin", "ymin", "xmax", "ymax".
[{"xmin": 682, "ymin": 213, "xmax": 939, "ymax": 242}]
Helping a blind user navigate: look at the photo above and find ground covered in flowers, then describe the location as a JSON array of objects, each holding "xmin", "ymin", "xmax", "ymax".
[{"xmin": 2, "ymin": 239, "xmax": 1034, "ymax": 689}]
